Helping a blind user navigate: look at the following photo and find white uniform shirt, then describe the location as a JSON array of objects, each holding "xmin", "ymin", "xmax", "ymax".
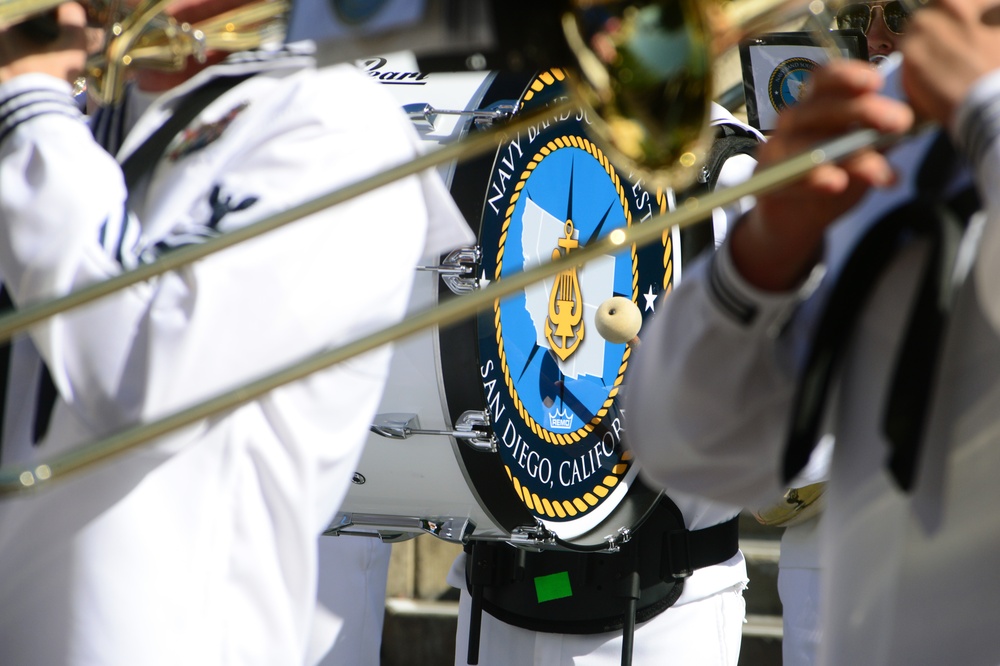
[
  {"xmin": 666, "ymin": 104, "xmax": 761, "ymax": 607},
  {"xmin": 627, "ymin": 62, "xmax": 1000, "ymax": 665},
  {"xmin": 0, "ymin": 44, "xmax": 473, "ymax": 665}
]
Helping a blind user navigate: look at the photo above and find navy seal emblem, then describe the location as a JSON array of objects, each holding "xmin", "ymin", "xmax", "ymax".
[
  {"xmin": 768, "ymin": 57, "xmax": 817, "ymax": 114},
  {"xmin": 476, "ymin": 70, "xmax": 676, "ymax": 537}
]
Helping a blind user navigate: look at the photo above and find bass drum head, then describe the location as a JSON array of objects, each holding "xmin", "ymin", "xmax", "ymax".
[{"xmin": 441, "ymin": 69, "xmax": 680, "ymax": 549}]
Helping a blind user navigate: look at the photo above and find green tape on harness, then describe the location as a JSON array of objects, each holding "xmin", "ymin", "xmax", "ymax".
[{"xmin": 534, "ymin": 571, "xmax": 573, "ymax": 603}]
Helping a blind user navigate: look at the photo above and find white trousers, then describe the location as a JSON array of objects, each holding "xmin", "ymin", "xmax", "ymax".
[
  {"xmin": 454, "ymin": 582, "xmax": 746, "ymax": 666},
  {"xmin": 777, "ymin": 566, "xmax": 822, "ymax": 666},
  {"xmin": 312, "ymin": 536, "xmax": 392, "ymax": 666}
]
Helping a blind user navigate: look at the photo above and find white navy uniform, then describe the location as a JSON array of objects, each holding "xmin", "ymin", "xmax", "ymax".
[
  {"xmin": 313, "ymin": 536, "xmax": 392, "ymax": 666},
  {"xmin": 0, "ymin": 43, "xmax": 473, "ymax": 665},
  {"xmin": 775, "ymin": 438, "xmax": 832, "ymax": 666},
  {"xmin": 627, "ymin": 61, "xmax": 1000, "ymax": 665},
  {"xmin": 448, "ymin": 105, "xmax": 761, "ymax": 666}
]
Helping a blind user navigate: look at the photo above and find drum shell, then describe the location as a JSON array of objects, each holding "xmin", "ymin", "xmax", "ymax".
[{"xmin": 334, "ymin": 56, "xmax": 692, "ymax": 548}]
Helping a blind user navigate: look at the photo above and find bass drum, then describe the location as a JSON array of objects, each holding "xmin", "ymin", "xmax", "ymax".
[{"xmin": 330, "ymin": 54, "xmax": 699, "ymax": 550}]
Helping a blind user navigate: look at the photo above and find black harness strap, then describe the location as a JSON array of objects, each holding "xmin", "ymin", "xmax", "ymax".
[
  {"xmin": 678, "ymin": 123, "xmax": 761, "ymax": 266},
  {"xmin": 782, "ymin": 131, "xmax": 978, "ymax": 490},
  {"xmin": 462, "ymin": 499, "xmax": 740, "ymax": 660},
  {"xmin": 120, "ymin": 74, "xmax": 253, "ymax": 193}
]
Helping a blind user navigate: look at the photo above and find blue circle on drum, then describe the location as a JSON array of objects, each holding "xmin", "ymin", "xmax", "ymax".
[{"xmin": 497, "ymin": 147, "xmax": 634, "ymax": 434}]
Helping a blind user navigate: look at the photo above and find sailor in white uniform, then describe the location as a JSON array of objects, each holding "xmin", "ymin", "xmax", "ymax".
[
  {"xmin": 627, "ymin": 2, "xmax": 1000, "ymax": 663},
  {"xmin": 0, "ymin": 2, "xmax": 472, "ymax": 664}
]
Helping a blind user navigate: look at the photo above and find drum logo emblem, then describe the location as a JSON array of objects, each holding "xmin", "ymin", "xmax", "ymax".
[
  {"xmin": 545, "ymin": 220, "xmax": 585, "ymax": 361},
  {"xmin": 475, "ymin": 69, "xmax": 675, "ymax": 535}
]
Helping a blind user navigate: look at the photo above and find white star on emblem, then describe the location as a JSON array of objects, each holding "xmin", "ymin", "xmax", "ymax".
[
  {"xmin": 479, "ymin": 270, "xmax": 492, "ymax": 290},
  {"xmin": 643, "ymin": 284, "xmax": 657, "ymax": 312}
]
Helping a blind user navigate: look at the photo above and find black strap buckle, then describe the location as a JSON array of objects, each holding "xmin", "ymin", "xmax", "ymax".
[
  {"xmin": 662, "ymin": 516, "xmax": 740, "ymax": 580},
  {"xmin": 666, "ymin": 529, "xmax": 694, "ymax": 579}
]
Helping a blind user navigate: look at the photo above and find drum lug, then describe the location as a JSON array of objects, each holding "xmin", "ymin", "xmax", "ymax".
[
  {"xmin": 404, "ymin": 101, "xmax": 517, "ymax": 131},
  {"xmin": 506, "ymin": 521, "xmax": 558, "ymax": 547},
  {"xmin": 418, "ymin": 246, "xmax": 482, "ymax": 295},
  {"xmin": 327, "ymin": 512, "xmax": 476, "ymax": 544},
  {"xmin": 505, "ymin": 522, "xmax": 629, "ymax": 553},
  {"xmin": 370, "ymin": 411, "xmax": 497, "ymax": 452},
  {"xmin": 454, "ymin": 410, "xmax": 497, "ymax": 453}
]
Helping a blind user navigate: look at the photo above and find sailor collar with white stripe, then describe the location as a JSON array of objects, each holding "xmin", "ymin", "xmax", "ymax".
[
  {"xmin": 162, "ymin": 40, "xmax": 316, "ymax": 101},
  {"xmin": 114, "ymin": 41, "xmax": 317, "ymax": 163}
]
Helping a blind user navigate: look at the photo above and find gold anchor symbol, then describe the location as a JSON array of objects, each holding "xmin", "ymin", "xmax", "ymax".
[{"xmin": 545, "ymin": 220, "xmax": 584, "ymax": 361}]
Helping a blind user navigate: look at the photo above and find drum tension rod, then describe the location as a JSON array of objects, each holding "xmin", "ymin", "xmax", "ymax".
[
  {"xmin": 326, "ymin": 513, "xmax": 477, "ymax": 544},
  {"xmin": 370, "ymin": 412, "xmax": 496, "ymax": 453},
  {"xmin": 417, "ymin": 246, "xmax": 482, "ymax": 295},
  {"xmin": 404, "ymin": 100, "xmax": 517, "ymax": 131}
]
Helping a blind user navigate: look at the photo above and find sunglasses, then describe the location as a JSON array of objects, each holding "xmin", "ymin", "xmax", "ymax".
[{"xmin": 835, "ymin": 1, "xmax": 911, "ymax": 35}]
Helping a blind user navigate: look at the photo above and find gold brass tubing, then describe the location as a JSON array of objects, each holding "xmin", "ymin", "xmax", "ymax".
[
  {"xmin": 87, "ymin": 0, "xmax": 289, "ymax": 103},
  {"xmin": 97, "ymin": 0, "xmax": 174, "ymax": 104},
  {"xmin": 134, "ymin": 1, "xmax": 292, "ymax": 56},
  {"xmin": 0, "ymin": 127, "xmax": 891, "ymax": 494},
  {"xmin": 195, "ymin": 0, "xmax": 289, "ymax": 39},
  {"xmin": 0, "ymin": 98, "xmax": 575, "ymax": 346}
]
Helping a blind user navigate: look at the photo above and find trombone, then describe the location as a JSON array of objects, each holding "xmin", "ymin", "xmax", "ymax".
[
  {"xmin": 0, "ymin": 0, "xmax": 901, "ymax": 493},
  {"xmin": 0, "ymin": 128, "xmax": 890, "ymax": 494},
  {"xmin": 1, "ymin": 0, "xmax": 289, "ymax": 104}
]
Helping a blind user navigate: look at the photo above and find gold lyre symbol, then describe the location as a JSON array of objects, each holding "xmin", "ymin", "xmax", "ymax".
[{"xmin": 545, "ymin": 220, "xmax": 585, "ymax": 361}]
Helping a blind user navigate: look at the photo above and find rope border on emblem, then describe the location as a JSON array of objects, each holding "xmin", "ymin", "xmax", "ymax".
[
  {"xmin": 489, "ymin": 69, "xmax": 640, "ymax": 519},
  {"xmin": 658, "ymin": 190, "xmax": 675, "ymax": 295},
  {"xmin": 504, "ymin": 450, "xmax": 635, "ymax": 520}
]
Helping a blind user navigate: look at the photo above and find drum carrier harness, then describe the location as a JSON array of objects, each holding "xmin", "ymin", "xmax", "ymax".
[{"xmin": 461, "ymin": 122, "xmax": 759, "ymax": 666}]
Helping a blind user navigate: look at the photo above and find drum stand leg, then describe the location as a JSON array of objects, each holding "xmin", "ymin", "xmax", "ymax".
[
  {"xmin": 467, "ymin": 581, "xmax": 484, "ymax": 665},
  {"xmin": 466, "ymin": 541, "xmax": 489, "ymax": 665},
  {"xmin": 465, "ymin": 541, "xmax": 641, "ymax": 666},
  {"xmin": 616, "ymin": 564, "xmax": 641, "ymax": 666}
]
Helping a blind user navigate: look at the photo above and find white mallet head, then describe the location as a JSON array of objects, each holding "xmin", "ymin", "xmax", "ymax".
[{"xmin": 595, "ymin": 296, "xmax": 642, "ymax": 347}]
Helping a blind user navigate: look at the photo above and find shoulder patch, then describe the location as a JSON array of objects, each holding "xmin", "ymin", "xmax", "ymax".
[{"xmin": 168, "ymin": 101, "xmax": 249, "ymax": 162}]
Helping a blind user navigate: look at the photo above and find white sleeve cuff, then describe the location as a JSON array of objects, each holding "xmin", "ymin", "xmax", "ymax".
[
  {"xmin": 952, "ymin": 69, "xmax": 1000, "ymax": 197},
  {"xmin": 0, "ymin": 74, "xmax": 82, "ymax": 148},
  {"xmin": 709, "ymin": 237, "xmax": 809, "ymax": 334},
  {"xmin": 0, "ymin": 73, "xmax": 73, "ymax": 99}
]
